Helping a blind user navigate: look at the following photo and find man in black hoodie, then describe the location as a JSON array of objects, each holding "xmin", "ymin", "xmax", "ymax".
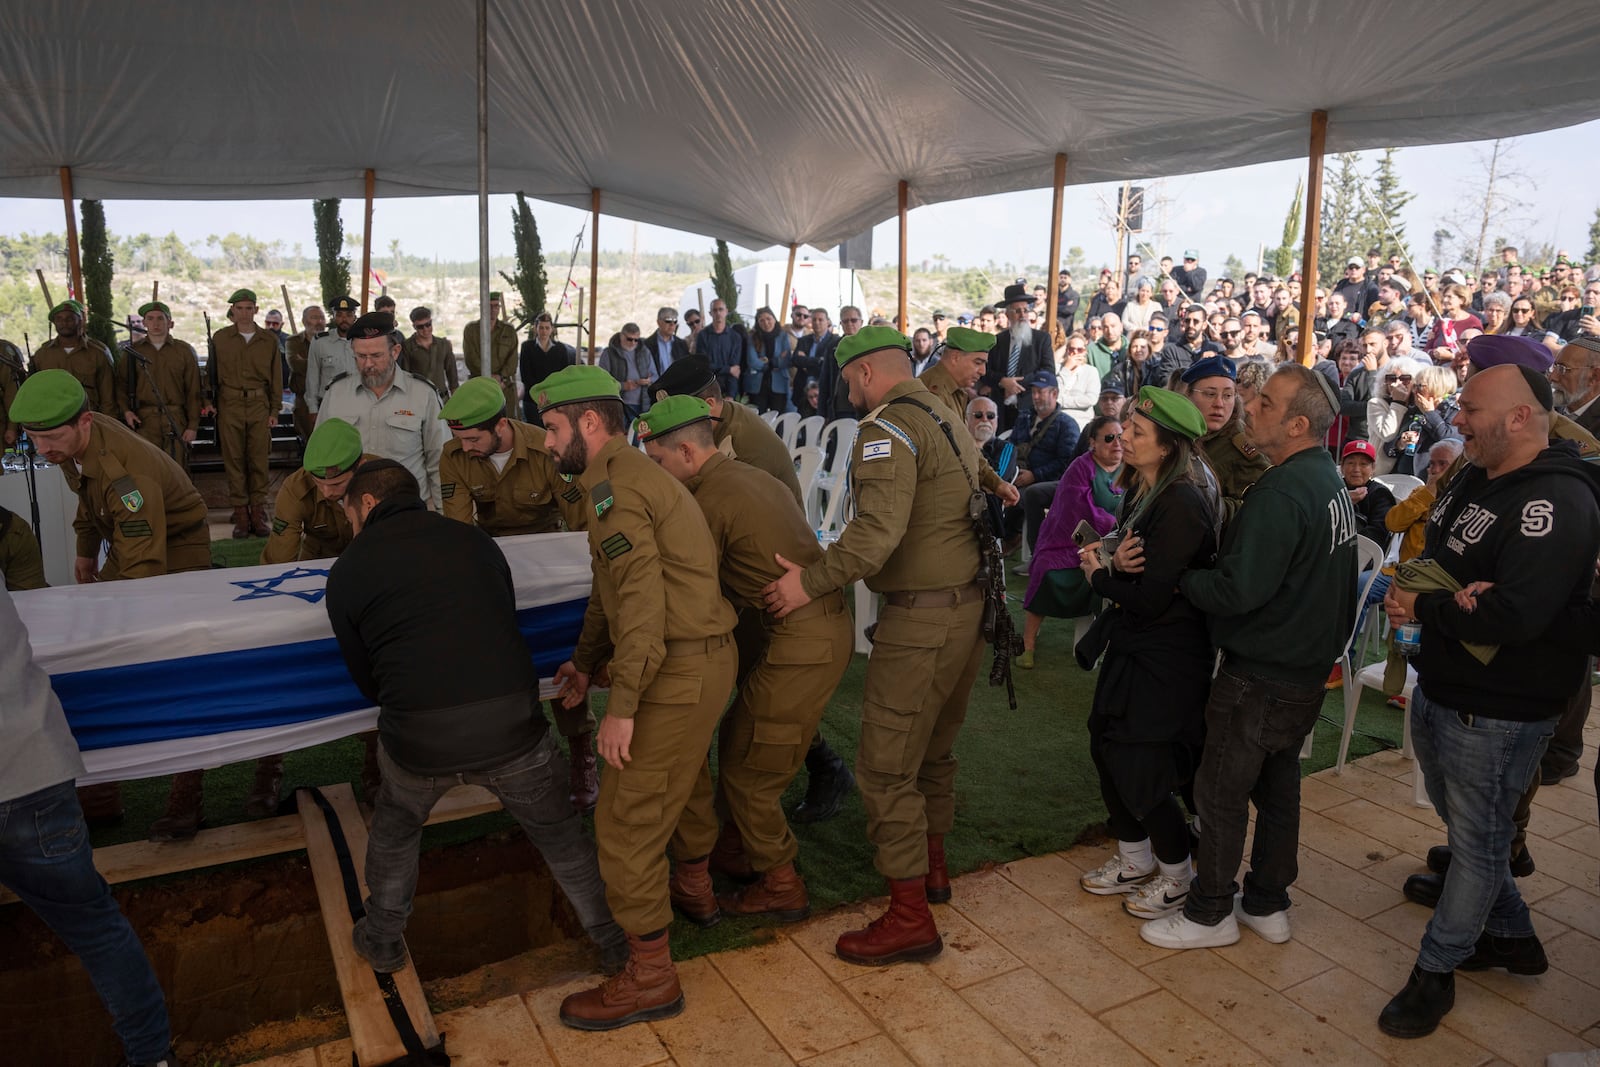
[{"xmin": 1376, "ymin": 364, "xmax": 1600, "ymax": 1039}]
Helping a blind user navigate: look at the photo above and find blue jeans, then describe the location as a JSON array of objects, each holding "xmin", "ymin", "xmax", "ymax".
[
  {"xmin": 0, "ymin": 780, "xmax": 170, "ymax": 1062},
  {"xmin": 365, "ymin": 733, "xmax": 623, "ymax": 952},
  {"xmin": 1410, "ymin": 686, "xmax": 1555, "ymax": 972}
]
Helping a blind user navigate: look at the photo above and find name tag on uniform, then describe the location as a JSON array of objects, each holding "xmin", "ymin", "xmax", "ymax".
[{"xmin": 862, "ymin": 440, "xmax": 892, "ymax": 461}]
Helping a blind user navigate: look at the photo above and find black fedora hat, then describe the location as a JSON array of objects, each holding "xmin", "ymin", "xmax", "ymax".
[{"xmin": 997, "ymin": 282, "xmax": 1037, "ymax": 306}]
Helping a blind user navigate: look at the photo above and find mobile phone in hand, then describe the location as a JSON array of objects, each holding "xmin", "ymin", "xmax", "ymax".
[{"xmin": 1071, "ymin": 519, "xmax": 1100, "ymax": 548}]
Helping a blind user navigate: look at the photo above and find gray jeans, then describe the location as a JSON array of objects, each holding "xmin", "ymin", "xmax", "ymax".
[{"xmin": 364, "ymin": 733, "xmax": 622, "ymax": 952}]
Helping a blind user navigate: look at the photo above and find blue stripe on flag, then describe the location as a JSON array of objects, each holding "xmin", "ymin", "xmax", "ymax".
[{"xmin": 55, "ymin": 598, "xmax": 588, "ymax": 751}]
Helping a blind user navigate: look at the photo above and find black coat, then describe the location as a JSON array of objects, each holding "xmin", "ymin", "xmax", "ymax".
[{"xmin": 981, "ymin": 326, "xmax": 1053, "ymax": 432}]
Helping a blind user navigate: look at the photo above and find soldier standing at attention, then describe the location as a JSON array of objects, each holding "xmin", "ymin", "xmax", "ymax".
[
  {"xmin": 1182, "ymin": 355, "xmax": 1269, "ymax": 522},
  {"xmin": 436, "ymin": 377, "xmax": 600, "ymax": 812},
  {"xmin": 286, "ymin": 304, "xmax": 325, "ymax": 442},
  {"xmin": 764, "ymin": 326, "xmax": 987, "ymax": 966},
  {"xmin": 637, "ymin": 396, "xmax": 853, "ymax": 923},
  {"xmin": 537, "ymin": 365, "xmax": 737, "ymax": 1031},
  {"xmin": 0, "ymin": 334, "xmax": 24, "ymax": 447},
  {"xmin": 31, "ymin": 299, "xmax": 117, "ymax": 416},
  {"xmin": 464, "ymin": 291, "xmax": 520, "ymax": 417},
  {"xmin": 401, "ymin": 306, "xmax": 459, "ymax": 399},
  {"xmin": 920, "ymin": 327, "xmax": 1023, "ymax": 506},
  {"xmin": 117, "ymin": 301, "xmax": 202, "ymax": 470},
  {"xmin": 210, "ymin": 289, "xmax": 282, "ymax": 538},
  {"xmin": 305, "ymin": 296, "xmax": 358, "ymax": 422},
  {"xmin": 9, "ymin": 369, "xmax": 216, "ymax": 840}
]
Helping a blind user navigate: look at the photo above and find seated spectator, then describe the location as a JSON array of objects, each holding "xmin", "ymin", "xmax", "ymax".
[
  {"xmin": 1502, "ymin": 296, "xmax": 1541, "ymax": 338},
  {"xmin": 1122, "ymin": 279, "xmax": 1162, "ymax": 332},
  {"xmin": 1341, "ymin": 439, "xmax": 1395, "ymax": 543},
  {"xmin": 1366, "ymin": 357, "xmax": 1426, "ymax": 475},
  {"xmin": 1074, "ymin": 388, "xmax": 1217, "ymax": 921},
  {"xmin": 796, "ymin": 376, "xmax": 819, "ymax": 417},
  {"xmin": 1003, "ymin": 370, "xmax": 1082, "ymax": 555},
  {"xmin": 1018, "ymin": 415, "xmax": 1123, "ymax": 667},
  {"xmin": 1056, "ymin": 331, "xmax": 1101, "ymax": 426},
  {"xmin": 1087, "ymin": 279, "xmax": 1127, "ymax": 324},
  {"xmin": 1543, "ymin": 286, "xmax": 1585, "ymax": 343},
  {"xmin": 1108, "ymin": 329, "xmax": 1155, "ymax": 396},
  {"xmin": 1317, "ymin": 337, "xmax": 1368, "ymax": 447},
  {"xmin": 1423, "ymin": 283, "xmax": 1483, "ymax": 352},
  {"xmin": 967, "ymin": 395, "xmax": 1017, "ymax": 535},
  {"xmin": 1480, "ymin": 291, "xmax": 1511, "ymax": 335},
  {"xmin": 1089, "ymin": 313, "xmax": 1126, "ymax": 376}
]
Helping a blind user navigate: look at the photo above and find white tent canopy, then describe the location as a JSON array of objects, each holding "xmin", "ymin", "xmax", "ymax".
[{"xmin": 3, "ymin": 1, "xmax": 1600, "ymax": 250}]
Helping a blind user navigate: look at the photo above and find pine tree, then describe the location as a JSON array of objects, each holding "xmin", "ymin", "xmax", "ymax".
[
  {"xmin": 1319, "ymin": 153, "xmax": 1363, "ymax": 289},
  {"xmin": 710, "ymin": 239, "xmax": 741, "ymax": 324},
  {"xmin": 1360, "ymin": 148, "xmax": 1415, "ymax": 263},
  {"xmin": 1271, "ymin": 178, "xmax": 1303, "ymax": 279},
  {"xmin": 313, "ymin": 199, "xmax": 351, "ymax": 307},
  {"xmin": 497, "ymin": 192, "xmax": 546, "ymax": 331},
  {"xmin": 79, "ymin": 200, "xmax": 117, "ymax": 353},
  {"xmin": 1587, "ymin": 205, "xmax": 1600, "ymax": 269}
]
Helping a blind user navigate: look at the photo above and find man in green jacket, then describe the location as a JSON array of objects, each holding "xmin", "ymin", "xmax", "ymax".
[{"xmin": 1132, "ymin": 363, "xmax": 1358, "ymax": 950}]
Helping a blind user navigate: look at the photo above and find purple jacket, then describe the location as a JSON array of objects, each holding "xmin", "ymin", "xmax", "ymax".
[{"xmin": 1025, "ymin": 452, "xmax": 1122, "ymax": 605}]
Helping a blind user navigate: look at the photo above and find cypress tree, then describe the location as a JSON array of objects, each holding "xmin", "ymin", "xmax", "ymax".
[
  {"xmin": 710, "ymin": 239, "xmax": 741, "ymax": 324},
  {"xmin": 80, "ymin": 200, "xmax": 117, "ymax": 352},
  {"xmin": 313, "ymin": 199, "xmax": 352, "ymax": 306},
  {"xmin": 497, "ymin": 192, "xmax": 547, "ymax": 331}
]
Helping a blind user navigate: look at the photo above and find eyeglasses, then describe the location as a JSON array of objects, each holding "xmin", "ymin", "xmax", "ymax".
[
  {"xmin": 1552, "ymin": 362, "xmax": 1592, "ymax": 374},
  {"xmin": 1100, "ymin": 432, "xmax": 1122, "ymax": 443},
  {"xmin": 1512, "ymin": 306, "xmax": 1533, "ymax": 313},
  {"xmin": 1067, "ymin": 346, "xmax": 1087, "ymax": 354},
  {"xmin": 661, "ymin": 318, "xmax": 678, "ymax": 325},
  {"xmin": 1149, "ymin": 324, "xmax": 1167, "ymax": 331},
  {"xmin": 841, "ymin": 317, "xmax": 862, "ymax": 324},
  {"xmin": 971, "ymin": 411, "xmax": 997, "ymax": 421},
  {"xmin": 414, "ymin": 320, "xmax": 433, "ymax": 329},
  {"xmin": 1222, "ymin": 329, "xmax": 1241, "ymax": 337}
]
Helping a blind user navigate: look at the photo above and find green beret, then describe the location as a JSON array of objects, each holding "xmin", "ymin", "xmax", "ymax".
[
  {"xmin": 1131, "ymin": 386, "xmax": 1206, "ymax": 441},
  {"xmin": 48, "ymin": 299, "xmax": 85, "ymax": 319},
  {"xmin": 9, "ymin": 368, "xmax": 88, "ymax": 430},
  {"xmin": 302, "ymin": 417, "xmax": 364, "ymax": 478},
  {"xmin": 440, "ymin": 377, "xmax": 507, "ymax": 428},
  {"xmin": 633, "ymin": 395, "xmax": 712, "ymax": 442},
  {"xmin": 535, "ymin": 364, "xmax": 621, "ymax": 411},
  {"xmin": 227, "ymin": 288, "xmax": 257, "ymax": 305},
  {"xmin": 138, "ymin": 300, "xmax": 171, "ymax": 318},
  {"xmin": 488, "ymin": 291, "xmax": 504, "ymax": 301},
  {"xmin": 835, "ymin": 325, "xmax": 910, "ymax": 369},
  {"xmin": 943, "ymin": 326, "xmax": 995, "ymax": 355}
]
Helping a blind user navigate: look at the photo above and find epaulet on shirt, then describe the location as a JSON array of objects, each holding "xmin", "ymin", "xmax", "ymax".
[
  {"xmin": 1232, "ymin": 431, "xmax": 1259, "ymax": 459},
  {"xmin": 326, "ymin": 372, "xmax": 350, "ymax": 388}
]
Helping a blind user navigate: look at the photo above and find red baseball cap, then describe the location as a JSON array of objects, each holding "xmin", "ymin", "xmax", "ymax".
[{"xmin": 1341, "ymin": 440, "xmax": 1377, "ymax": 461}]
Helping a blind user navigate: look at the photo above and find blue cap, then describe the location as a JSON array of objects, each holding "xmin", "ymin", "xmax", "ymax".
[
  {"xmin": 1024, "ymin": 369, "xmax": 1058, "ymax": 390},
  {"xmin": 1181, "ymin": 354, "xmax": 1237, "ymax": 384}
]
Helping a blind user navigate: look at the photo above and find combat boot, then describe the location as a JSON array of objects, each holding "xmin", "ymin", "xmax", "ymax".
[
  {"xmin": 230, "ymin": 506, "xmax": 250, "ymax": 539},
  {"xmin": 708, "ymin": 822, "xmax": 757, "ymax": 884},
  {"xmin": 718, "ymin": 861, "xmax": 810, "ymax": 922},
  {"xmin": 668, "ymin": 856, "xmax": 722, "ymax": 927},
  {"xmin": 249, "ymin": 504, "xmax": 271, "ymax": 537},
  {"xmin": 925, "ymin": 834, "xmax": 952, "ymax": 904},
  {"xmin": 76, "ymin": 782, "xmax": 125, "ymax": 828},
  {"xmin": 568, "ymin": 732, "xmax": 599, "ymax": 814},
  {"xmin": 243, "ymin": 755, "xmax": 285, "ymax": 819},
  {"xmin": 791, "ymin": 733, "xmax": 854, "ymax": 823},
  {"xmin": 559, "ymin": 930, "xmax": 684, "ymax": 1031},
  {"xmin": 835, "ymin": 877, "xmax": 944, "ymax": 966},
  {"xmin": 149, "ymin": 770, "xmax": 205, "ymax": 842}
]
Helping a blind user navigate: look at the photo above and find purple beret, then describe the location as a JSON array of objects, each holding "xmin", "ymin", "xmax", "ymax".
[{"xmin": 1466, "ymin": 333, "xmax": 1551, "ymax": 374}]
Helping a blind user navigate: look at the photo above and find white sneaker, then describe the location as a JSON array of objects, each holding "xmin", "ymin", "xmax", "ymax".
[
  {"xmin": 1139, "ymin": 910, "xmax": 1240, "ymax": 949},
  {"xmin": 1080, "ymin": 853, "xmax": 1157, "ymax": 895},
  {"xmin": 1234, "ymin": 896, "xmax": 1291, "ymax": 943},
  {"xmin": 1123, "ymin": 873, "xmax": 1191, "ymax": 918}
]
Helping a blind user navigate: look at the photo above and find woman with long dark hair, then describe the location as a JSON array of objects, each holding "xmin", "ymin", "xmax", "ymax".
[
  {"xmin": 745, "ymin": 306, "xmax": 794, "ymax": 414},
  {"xmin": 1075, "ymin": 387, "xmax": 1218, "ymax": 920}
]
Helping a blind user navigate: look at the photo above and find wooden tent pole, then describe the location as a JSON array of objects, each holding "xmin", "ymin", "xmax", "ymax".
[
  {"xmin": 897, "ymin": 180, "xmax": 908, "ymax": 330},
  {"xmin": 588, "ymin": 188, "xmax": 600, "ymax": 364},
  {"xmin": 59, "ymin": 166, "xmax": 83, "ymax": 302},
  {"xmin": 360, "ymin": 169, "xmax": 375, "ymax": 309},
  {"xmin": 1297, "ymin": 111, "xmax": 1329, "ymax": 367},
  {"xmin": 780, "ymin": 243, "xmax": 797, "ymax": 318},
  {"xmin": 1045, "ymin": 153, "xmax": 1067, "ymax": 332}
]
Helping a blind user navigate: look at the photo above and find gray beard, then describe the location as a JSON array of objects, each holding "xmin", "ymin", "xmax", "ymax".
[
  {"xmin": 360, "ymin": 364, "xmax": 396, "ymax": 392},
  {"xmin": 970, "ymin": 423, "xmax": 996, "ymax": 444},
  {"xmin": 1012, "ymin": 323, "xmax": 1033, "ymax": 346},
  {"xmin": 555, "ymin": 432, "xmax": 589, "ymax": 477}
]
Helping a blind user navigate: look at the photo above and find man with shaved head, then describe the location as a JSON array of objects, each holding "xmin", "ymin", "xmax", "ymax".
[{"xmin": 1377, "ymin": 352, "xmax": 1600, "ymax": 1039}]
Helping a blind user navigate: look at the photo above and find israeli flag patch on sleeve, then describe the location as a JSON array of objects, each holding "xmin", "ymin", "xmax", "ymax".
[{"xmin": 862, "ymin": 439, "xmax": 893, "ymax": 461}]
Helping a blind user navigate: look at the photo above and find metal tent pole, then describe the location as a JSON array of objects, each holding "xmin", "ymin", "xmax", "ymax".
[{"xmin": 476, "ymin": 0, "xmax": 491, "ymax": 376}]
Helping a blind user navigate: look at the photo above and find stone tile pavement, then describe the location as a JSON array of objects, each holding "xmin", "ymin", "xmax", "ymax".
[{"xmin": 254, "ymin": 739, "xmax": 1600, "ymax": 1067}]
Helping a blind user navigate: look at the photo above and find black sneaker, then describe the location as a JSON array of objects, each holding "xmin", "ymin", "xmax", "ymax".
[
  {"xmin": 1379, "ymin": 966, "xmax": 1455, "ymax": 1039},
  {"xmin": 1458, "ymin": 930, "xmax": 1548, "ymax": 975},
  {"xmin": 1403, "ymin": 872, "xmax": 1443, "ymax": 909},
  {"xmin": 1424, "ymin": 844, "xmax": 1533, "ymax": 878}
]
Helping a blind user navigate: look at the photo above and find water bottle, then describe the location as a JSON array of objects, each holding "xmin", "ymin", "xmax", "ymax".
[
  {"xmin": 1393, "ymin": 621, "xmax": 1423, "ymax": 657},
  {"xmin": 1, "ymin": 448, "xmax": 17, "ymax": 472}
]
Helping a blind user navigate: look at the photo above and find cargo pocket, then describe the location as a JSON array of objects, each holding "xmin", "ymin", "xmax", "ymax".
[
  {"xmin": 859, "ymin": 702, "xmax": 918, "ymax": 776},
  {"xmin": 611, "ymin": 768, "xmax": 669, "ymax": 827},
  {"xmin": 745, "ymin": 719, "xmax": 805, "ymax": 773}
]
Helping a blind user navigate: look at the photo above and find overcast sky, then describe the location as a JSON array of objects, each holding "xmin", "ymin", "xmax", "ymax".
[{"xmin": 0, "ymin": 122, "xmax": 1594, "ymax": 279}]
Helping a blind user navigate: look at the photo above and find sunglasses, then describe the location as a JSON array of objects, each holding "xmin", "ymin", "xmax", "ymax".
[
  {"xmin": 1222, "ymin": 329, "xmax": 1241, "ymax": 337},
  {"xmin": 1512, "ymin": 306, "xmax": 1533, "ymax": 313},
  {"xmin": 414, "ymin": 320, "xmax": 433, "ymax": 329},
  {"xmin": 1149, "ymin": 324, "xmax": 1167, "ymax": 331},
  {"xmin": 1067, "ymin": 346, "xmax": 1087, "ymax": 354},
  {"xmin": 1100, "ymin": 432, "xmax": 1122, "ymax": 443},
  {"xmin": 662, "ymin": 318, "xmax": 678, "ymax": 325},
  {"xmin": 971, "ymin": 411, "xmax": 997, "ymax": 420},
  {"xmin": 622, "ymin": 336, "xmax": 639, "ymax": 344},
  {"xmin": 1384, "ymin": 374, "xmax": 1413, "ymax": 383}
]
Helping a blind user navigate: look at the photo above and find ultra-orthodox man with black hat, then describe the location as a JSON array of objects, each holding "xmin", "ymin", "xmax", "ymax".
[{"xmin": 210, "ymin": 288, "xmax": 283, "ymax": 537}]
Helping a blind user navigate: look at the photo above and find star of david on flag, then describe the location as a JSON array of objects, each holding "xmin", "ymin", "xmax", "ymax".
[{"xmin": 230, "ymin": 566, "xmax": 332, "ymax": 603}]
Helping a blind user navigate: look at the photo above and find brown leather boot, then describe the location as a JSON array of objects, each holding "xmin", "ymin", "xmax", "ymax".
[
  {"xmin": 249, "ymin": 504, "xmax": 271, "ymax": 537},
  {"xmin": 568, "ymin": 732, "xmax": 599, "ymax": 814},
  {"xmin": 360, "ymin": 732, "xmax": 382, "ymax": 802},
  {"xmin": 559, "ymin": 930, "xmax": 684, "ymax": 1031},
  {"xmin": 926, "ymin": 833, "xmax": 952, "ymax": 904},
  {"xmin": 708, "ymin": 821, "xmax": 757, "ymax": 884},
  {"xmin": 243, "ymin": 755, "xmax": 285, "ymax": 819},
  {"xmin": 149, "ymin": 770, "xmax": 205, "ymax": 842},
  {"xmin": 76, "ymin": 782, "xmax": 125, "ymax": 827},
  {"xmin": 718, "ymin": 861, "xmax": 810, "ymax": 922},
  {"xmin": 668, "ymin": 857, "xmax": 722, "ymax": 927},
  {"xmin": 230, "ymin": 506, "xmax": 250, "ymax": 539},
  {"xmin": 835, "ymin": 877, "xmax": 944, "ymax": 966}
]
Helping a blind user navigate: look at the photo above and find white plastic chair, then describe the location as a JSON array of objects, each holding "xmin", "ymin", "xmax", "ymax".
[
  {"xmin": 791, "ymin": 446, "xmax": 824, "ymax": 511},
  {"xmin": 772, "ymin": 411, "xmax": 801, "ymax": 448},
  {"xmin": 1329, "ymin": 535, "xmax": 1395, "ymax": 772},
  {"xmin": 760, "ymin": 410, "xmax": 779, "ymax": 427},
  {"xmin": 808, "ymin": 419, "xmax": 858, "ymax": 526},
  {"xmin": 1373, "ymin": 473, "xmax": 1423, "ymax": 501},
  {"xmin": 793, "ymin": 414, "xmax": 826, "ymax": 448}
]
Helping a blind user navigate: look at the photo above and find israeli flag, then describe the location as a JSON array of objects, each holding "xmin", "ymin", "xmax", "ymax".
[{"xmin": 15, "ymin": 532, "xmax": 592, "ymax": 785}]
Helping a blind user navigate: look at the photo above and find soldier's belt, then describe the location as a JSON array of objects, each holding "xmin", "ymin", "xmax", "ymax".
[
  {"xmin": 220, "ymin": 385, "xmax": 265, "ymax": 399},
  {"xmin": 882, "ymin": 583, "xmax": 983, "ymax": 609},
  {"xmin": 664, "ymin": 632, "xmax": 732, "ymax": 657},
  {"xmin": 765, "ymin": 589, "xmax": 847, "ymax": 627}
]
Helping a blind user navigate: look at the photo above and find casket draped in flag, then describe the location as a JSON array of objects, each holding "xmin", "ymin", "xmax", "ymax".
[{"xmin": 13, "ymin": 532, "xmax": 592, "ymax": 785}]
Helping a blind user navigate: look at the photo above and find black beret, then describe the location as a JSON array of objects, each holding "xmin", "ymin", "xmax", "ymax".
[
  {"xmin": 651, "ymin": 355, "xmax": 716, "ymax": 402},
  {"xmin": 348, "ymin": 312, "xmax": 397, "ymax": 340}
]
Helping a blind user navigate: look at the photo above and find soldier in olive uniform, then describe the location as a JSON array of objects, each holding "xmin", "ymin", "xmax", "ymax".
[
  {"xmin": 437, "ymin": 377, "xmax": 600, "ymax": 812},
  {"xmin": 116, "ymin": 301, "xmax": 203, "ymax": 470},
  {"xmin": 286, "ymin": 305, "xmax": 325, "ymax": 442},
  {"xmin": 0, "ymin": 336, "xmax": 24, "ymax": 447},
  {"xmin": 0, "ymin": 504, "xmax": 46, "ymax": 590},
  {"xmin": 463, "ymin": 291, "xmax": 520, "ymax": 418},
  {"xmin": 402, "ymin": 306, "xmax": 459, "ymax": 399},
  {"xmin": 538, "ymin": 365, "xmax": 737, "ymax": 1032},
  {"xmin": 920, "ymin": 327, "xmax": 1023, "ymax": 506},
  {"xmin": 638, "ymin": 396, "xmax": 853, "ymax": 924},
  {"xmin": 210, "ymin": 289, "xmax": 283, "ymax": 538},
  {"xmin": 764, "ymin": 327, "xmax": 987, "ymax": 967},
  {"xmin": 1181, "ymin": 355, "xmax": 1269, "ymax": 523},
  {"xmin": 31, "ymin": 300, "xmax": 118, "ymax": 417},
  {"xmin": 10, "ymin": 369, "xmax": 214, "ymax": 839},
  {"xmin": 261, "ymin": 417, "xmax": 376, "ymax": 565}
]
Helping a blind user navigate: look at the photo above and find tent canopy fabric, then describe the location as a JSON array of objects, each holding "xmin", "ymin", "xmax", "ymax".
[{"xmin": 3, "ymin": 1, "xmax": 1599, "ymax": 250}]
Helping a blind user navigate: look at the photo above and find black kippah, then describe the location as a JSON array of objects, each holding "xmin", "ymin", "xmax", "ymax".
[{"xmin": 1517, "ymin": 365, "xmax": 1554, "ymax": 411}]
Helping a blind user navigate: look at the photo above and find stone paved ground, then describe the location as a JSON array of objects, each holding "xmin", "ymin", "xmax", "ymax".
[{"xmin": 251, "ymin": 724, "xmax": 1600, "ymax": 1067}]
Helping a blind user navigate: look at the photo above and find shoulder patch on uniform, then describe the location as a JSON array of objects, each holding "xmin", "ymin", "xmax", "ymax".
[
  {"xmin": 861, "ymin": 439, "xmax": 892, "ymax": 461},
  {"xmin": 119, "ymin": 519, "xmax": 153, "ymax": 538},
  {"xmin": 111, "ymin": 475, "xmax": 143, "ymax": 512},
  {"xmin": 271, "ymin": 517, "xmax": 289, "ymax": 534},
  {"xmin": 592, "ymin": 479, "xmax": 614, "ymax": 519},
  {"xmin": 601, "ymin": 532, "xmax": 632, "ymax": 559},
  {"xmin": 440, "ymin": 482, "xmax": 456, "ymax": 499},
  {"xmin": 873, "ymin": 419, "xmax": 917, "ymax": 456}
]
